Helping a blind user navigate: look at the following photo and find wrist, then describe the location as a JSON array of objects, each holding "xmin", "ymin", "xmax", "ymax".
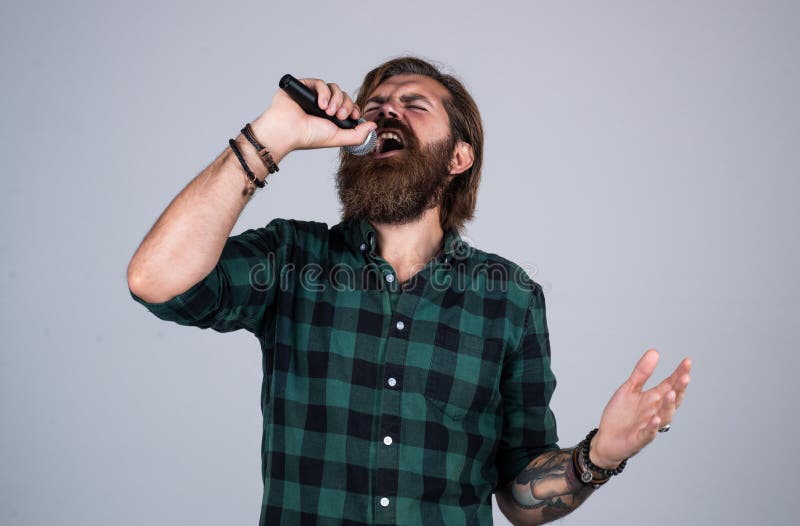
[
  {"xmin": 588, "ymin": 433, "xmax": 621, "ymax": 470},
  {"xmin": 230, "ymin": 135, "xmax": 269, "ymax": 183},
  {"xmin": 575, "ymin": 428, "xmax": 628, "ymax": 488},
  {"xmin": 589, "ymin": 432, "xmax": 622, "ymax": 469},
  {"xmin": 250, "ymin": 109, "xmax": 294, "ymax": 164}
]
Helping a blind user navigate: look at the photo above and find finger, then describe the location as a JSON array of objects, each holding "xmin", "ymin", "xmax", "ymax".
[
  {"xmin": 630, "ymin": 412, "xmax": 662, "ymax": 451},
  {"xmin": 332, "ymin": 120, "xmax": 377, "ymax": 148},
  {"xmin": 675, "ymin": 373, "xmax": 691, "ymax": 408},
  {"xmin": 670, "ymin": 358, "xmax": 692, "ymax": 379},
  {"xmin": 296, "ymin": 78, "xmax": 333, "ymax": 111},
  {"xmin": 677, "ymin": 358, "xmax": 692, "ymax": 388},
  {"xmin": 631, "ymin": 389, "xmax": 663, "ymax": 434},
  {"xmin": 680, "ymin": 357, "xmax": 692, "ymax": 373},
  {"xmin": 641, "ymin": 388, "xmax": 663, "ymax": 415},
  {"xmin": 647, "ymin": 376, "xmax": 674, "ymax": 400},
  {"xmin": 657, "ymin": 389, "xmax": 677, "ymax": 426},
  {"xmin": 662, "ymin": 358, "xmax": 691, "ymax": 405},
  {"xmin": 664, "ymin": 357, "xmax": 692, "ymax": 387},
  {"xmin": 303, "ymin": 78, "xmax": 332, "ymax": 111},
  {"xmin": 353, "ymin": 119, "xmax": 377, "ymax": 139},
  {"xmin": 626, "ymin": 349, "xmax": 660, "ymax": 392},
  {"xmin": 647, "ymin": 413, "xmax": 662, "ymax": 432},
  {"xmin": 334, "ymin": 91, "xmax": 357, "ymax": 120},
  {"xmin": 326, "ymin": 83, "xmax": 345, "ymax": 116},
  {"xmin": 647, "ymin": 355, "xmax": 691, "ymax": 398}
]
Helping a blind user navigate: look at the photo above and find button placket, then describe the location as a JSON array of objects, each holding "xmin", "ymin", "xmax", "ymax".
[{"xmin": 375, "ymin": 270, "xmax": 425, "ymax": 523}]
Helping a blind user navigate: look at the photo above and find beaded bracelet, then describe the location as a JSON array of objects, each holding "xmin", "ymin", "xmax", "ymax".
[
  {"xmin": 241, "ymin": 123, "xmax": 279, "ymax": 174},
  {"xmin": 571, "ymin": 446, "xmax": 608, "ymax": 488},
  {"xmin": 578, "ymin": 428, "xmax": 627, "ymax": 485},
  {"xmin": 229, "ymin": 138, "xmax": 265, "ymax": 192}
]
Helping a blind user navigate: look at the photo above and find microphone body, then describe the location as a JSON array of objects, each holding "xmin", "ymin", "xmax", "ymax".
[{"xmin": 279, "ymin": 74, "xmax": 377, "ymax": 156}]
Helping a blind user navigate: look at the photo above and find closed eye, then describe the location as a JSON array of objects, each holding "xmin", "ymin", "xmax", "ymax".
[{"xmin": 362, "ymin": 105, "xmax": 427, "ymax": 114}]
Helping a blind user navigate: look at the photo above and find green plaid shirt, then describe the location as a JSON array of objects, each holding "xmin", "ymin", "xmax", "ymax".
[{"xmin": 132, "ymin": 217, "xmax": 558, "ymax": 525}]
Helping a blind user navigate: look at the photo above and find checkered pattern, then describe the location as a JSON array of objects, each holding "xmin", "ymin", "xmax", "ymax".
[{"xmin": 131, "ymin": 217, "xmax": 558, "ymax": 525}]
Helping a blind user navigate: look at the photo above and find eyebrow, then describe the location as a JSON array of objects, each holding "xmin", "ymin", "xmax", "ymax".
[{"xmin": 364, "ymin": 93, "xmax": 433, "ymax": 106}]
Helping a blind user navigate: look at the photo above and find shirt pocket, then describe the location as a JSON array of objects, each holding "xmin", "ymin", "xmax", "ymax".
[{"xmin": 424, "ymin": 326, "xmax": 503, "ymax": 421}]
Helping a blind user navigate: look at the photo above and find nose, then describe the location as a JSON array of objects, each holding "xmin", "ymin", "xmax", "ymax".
[{"xmin": 377, "ymin": 101, "xmax": 400, "ymax": 120}]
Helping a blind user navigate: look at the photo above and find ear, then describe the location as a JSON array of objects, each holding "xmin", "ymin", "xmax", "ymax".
[{"xmin": 448, "ymin": 140, "xmax": 474, "ymax": 176}]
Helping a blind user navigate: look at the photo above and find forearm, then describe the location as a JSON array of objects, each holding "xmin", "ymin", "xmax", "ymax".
[
  {"xmin": 495, "ymin": 448, "xmax": 594, "ymax": 526},
  {"xmin": 128, "ymin": 75, "xmax": 374, "ymax": 304},
  {"xmin": 127, "ymin": 114, "xmax": 290, "ymax": 303}
]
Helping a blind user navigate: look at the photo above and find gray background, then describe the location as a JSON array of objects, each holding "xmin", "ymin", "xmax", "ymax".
[{"xmin": 1, "ymin": 1, "xmax": 797, "ymax": 524}]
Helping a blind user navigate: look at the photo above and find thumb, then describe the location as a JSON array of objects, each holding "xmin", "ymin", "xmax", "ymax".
[
  {"xmin": 342, "ymin": 120, "xmax": 377, "ymax": 148},
  {"xmin": 626, "ymin": 349, "xmax": 660, "ymax": 392}
]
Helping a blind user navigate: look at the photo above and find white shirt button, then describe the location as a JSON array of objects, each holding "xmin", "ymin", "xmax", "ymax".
[
  {"xmin": 380, "ymin": 497, "xmax": 390, "ymax": 507},
  {"xmin": 395, "ymin": 321, "xmax": 405, "ymax": 331},
  {"xmin": 387, "ymin": 377, "xmax": 397, "ymax": 387},
  {"xmin": 385, "ymin": 273, "xmax": 395, "ymax": 283},
  {"xmin": 360, "ymin": 243, "xmax": 367, "ymax": 251},
  {"xmin": 383, "ymin": 436, "xmax": 393, "ymax": 446}
]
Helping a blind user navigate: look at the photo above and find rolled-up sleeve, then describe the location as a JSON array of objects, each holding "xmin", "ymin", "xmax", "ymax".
[
  {"xmin": 130, "ymin": 218, "xmax": 291, "ymax": 335},
  {"xmin": 495, "ymin": 284, "xmax": 559, "ymax": 486}
]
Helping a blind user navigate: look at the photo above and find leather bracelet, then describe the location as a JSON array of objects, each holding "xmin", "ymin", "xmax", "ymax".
[
  {"xmin": 241, "ymin": 123, "xmax": 279, "ymax": 174},
  {"xmin": 229, "ymin": 138, "xmax": 265, "ymax": 191},
  {"xmin": 572, "ymin": 444, "xmax": 609, "ymax": 489}
]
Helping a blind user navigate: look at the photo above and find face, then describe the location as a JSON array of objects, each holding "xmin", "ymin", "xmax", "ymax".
[
  {"xmin": 361, "ymin": 73, "xmax": 454, "ymax": 151},
  {"xmin": 336, "ymin": 74, "xmax": 457, "ymax": 225}
]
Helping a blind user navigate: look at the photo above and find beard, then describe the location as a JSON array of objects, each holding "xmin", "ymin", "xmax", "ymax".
[{"xmin": 336, "ymin": 118, "xmax": 456, "ymax": 225}]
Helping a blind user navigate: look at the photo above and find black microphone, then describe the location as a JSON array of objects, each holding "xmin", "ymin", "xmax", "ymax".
[{"xmin": 279, "ymin": 74, "xmax": 377, "ymax": 156}]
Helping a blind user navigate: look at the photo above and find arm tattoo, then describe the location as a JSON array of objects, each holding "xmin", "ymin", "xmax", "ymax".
[{"xmin": 509, "ymin": 448, "xmax": 594, "ymax": 522}]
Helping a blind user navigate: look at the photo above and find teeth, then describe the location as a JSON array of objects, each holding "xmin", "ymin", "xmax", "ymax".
[{"xmin": 378, "ymin": 131, "xmax": 402, "ymax": 144}]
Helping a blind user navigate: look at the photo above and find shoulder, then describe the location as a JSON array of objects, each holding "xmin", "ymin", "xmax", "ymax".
[
  {"xmin": 233, "ymin": 218, "xmax": 333, "ymax": 244},
  {"xmin": 455, "ymin": 242, "xmax": 543, "ymax": 300},
  {"xmin": 233, "ymin": 219, "xmax": 357, "ymax": 264},
  {"xmin": 450, "ymin": 244, "xmax": 550, "ymax": 357}
]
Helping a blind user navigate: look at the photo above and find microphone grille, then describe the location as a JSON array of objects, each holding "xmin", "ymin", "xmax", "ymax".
[{"xmin": 343, "ymin": 120, "xmax": 377, "ymax": 156}]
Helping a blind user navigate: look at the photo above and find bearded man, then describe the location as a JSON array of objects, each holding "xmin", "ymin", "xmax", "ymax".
[{"xmin": 128, "ymin": 57, "xmax": 691, "ymax": 525}]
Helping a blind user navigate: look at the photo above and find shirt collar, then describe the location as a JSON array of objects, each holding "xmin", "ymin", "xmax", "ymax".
[{"xmin": 348, "ymin": 217, "xmax": 470, "ymax": 264}]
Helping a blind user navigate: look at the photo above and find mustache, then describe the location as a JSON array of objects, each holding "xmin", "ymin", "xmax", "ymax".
[{"xmin": 373, "ymin": 117, "xmax": 418, "ymax": 147}]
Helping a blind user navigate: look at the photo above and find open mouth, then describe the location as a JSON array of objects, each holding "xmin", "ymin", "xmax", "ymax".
[{"xmin": 376, "ymin": 130, "xmax": 405, "ymax": 154}]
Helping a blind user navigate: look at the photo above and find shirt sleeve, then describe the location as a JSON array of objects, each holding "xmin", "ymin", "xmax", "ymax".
[
  {"xmin": 495, "ymin": 284, "xmax": 559, "ymax": 486},
  {"xmin": 129, "ymin": 217, "xmax": 292, "ymax": 334}
]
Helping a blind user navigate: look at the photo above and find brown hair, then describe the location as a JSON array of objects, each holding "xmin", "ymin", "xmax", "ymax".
[{"xmin": 354, "ymin": 56, "xmax": 484, "ymax": 232}]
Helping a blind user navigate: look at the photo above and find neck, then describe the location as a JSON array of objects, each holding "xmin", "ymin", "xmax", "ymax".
[{"xmin": 371, "ymin": 208, "xmax": 445, "ymax": 282}]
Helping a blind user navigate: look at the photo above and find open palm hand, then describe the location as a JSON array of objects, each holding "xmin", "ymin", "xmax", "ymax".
[{"xmin": 590, "ymin": 350, "xmax": 692, "ymax": 468}]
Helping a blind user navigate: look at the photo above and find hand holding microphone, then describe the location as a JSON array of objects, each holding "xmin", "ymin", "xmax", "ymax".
[
  {"xmin": 278, "ymin": 74, "xmax": 377, "ymax": 155},
  {"xmin": 247, "ymin": 75, "xmax": 377, "ymax": 165}
]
